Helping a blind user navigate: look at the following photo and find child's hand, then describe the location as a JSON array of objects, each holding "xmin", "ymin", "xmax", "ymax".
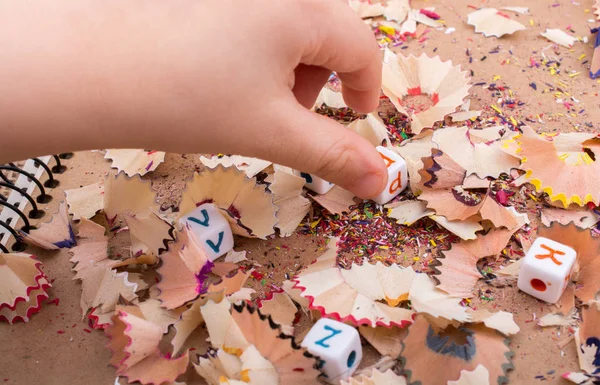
[{"xmin": 0, "ymin": 0, "xmax": 387, "ymax": 198}]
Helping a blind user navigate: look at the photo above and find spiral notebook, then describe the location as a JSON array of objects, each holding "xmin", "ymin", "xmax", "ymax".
[{"xmin": 0, "ymin": 154, "xmax": 73, "ymax": 253}]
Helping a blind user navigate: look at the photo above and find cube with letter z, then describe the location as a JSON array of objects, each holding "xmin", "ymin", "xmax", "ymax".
[{"xmin": 301, "ymin": 318, "xmax": 363, "ymax": 384}]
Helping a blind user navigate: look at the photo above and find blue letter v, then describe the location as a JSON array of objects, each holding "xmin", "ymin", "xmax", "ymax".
[
  {"xmin": 206, "ymin": 231, "xmax": 224, "ymax": 253},
  {"xmin": 188, "ymin": 209, "xmax": 210, "ymax": 227}
]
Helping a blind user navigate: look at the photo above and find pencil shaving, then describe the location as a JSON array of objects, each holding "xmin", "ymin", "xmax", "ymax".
[
  {"xmin": 200, "ymin": 155, "xmax": 271, "ymax": 178},
  {"xmin": 123, "ymin": 211, "xmax": 173, "ymax": 257},
  {"xmin": 156, "ymin": 227, "xmax": 213, "ymax": 309},
  {"xmin": 20, "ymin": 202, "xmax": 75, "ymax": 250},
  {"xmin": 359, "ymin": 326, "xmax": 406, "ymax": 357},
  {"xmin": 382, "ymin": 51, "xmax": 471, "ymax": 134},
  {"xmin": 515, "ymin": 127, "xmax": 600, "ymax": 207},
  {"xmin": 104, "ymin": 149, "xmax": 165, "ymax": 177},
  {"xmin": 0, "ymin": 253, "xmax": 50, "ymax": 323},
  {"xmin": 179, "ymin": 165, "xmax": 277, "ymax": 239},
  {"xmin": 341, "ymin": 369, "xmax": 407, "ymax": 385},
  {"xmin": 105, "ymin": 309, "xmax": 190, "ymax": 385},
  {"xmin": 294, "ymin": 238, "xmax": 415, "ymax": 327},
  {"xmin": 467, "ymin": 8, "xmax": 526, "ymax": 37},
  {"xmin": 310, "ymin": 186, "xmax": 358, "ymax": 215},
  {"xmin": 400, "ymin": 315, "xmax": 513, "ymax": 385},
  {"xmin": 347, "ymin": 113, "xmax": 391, "ymax": 147},
  {"xmin": 447, "ymin": 365, "xmax": 492, "ymax": 385},
  {"xmin": 197, "ymin": 299, "xmax": 319, "ymax": 384},
  {"xmin": 541, "ymin": 28, "xmax": 578, "ymax": 47},
  {"xmin": 103, "ymin": 173, "xmax": 160, "ymax": 225},
  {"xmin": 65, "ymin": 182, "xmax": 105, "ymax": 220},
  {"xmin": 266, "ymin": 170, "xmax": 311, "ymax": 237}
]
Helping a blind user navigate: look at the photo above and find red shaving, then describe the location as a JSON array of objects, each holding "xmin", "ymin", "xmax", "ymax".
[
  {"xmin": 496, "ymin": 190, "xmax": 514, "ymax": 205},
  {"xmin": 420, "ymin": 9, "xmax": 440, "ymax": 19},
  {"xmin": 195, "ymin": 199, "xmax": 214, "ymax": 207},
  {"xmin": 293, "ymin": 312, "xmax": 302, "ymax": 325},
  {"xmin": 408, "ymin": 87, "xmax": 423, "ymax": 96},
  {"xmin": 250, "ymin": 271, "xmax": 264, "ymax": 280},
  {"xmin": 293, "ymin": 280, "xmax": 415, "ymax": 328},
  {"xmin": 47, "ymin": 298, "xmax": 59, "ymax": 306}
]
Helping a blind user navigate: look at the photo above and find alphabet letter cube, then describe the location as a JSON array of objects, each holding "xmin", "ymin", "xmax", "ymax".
[
  {"xmin": 301, "ymin": 318, "xmax": 362, "ymax": 383},
  {"xmin": 296, "ymin": 171, "xmax": 335, "ymax": 195},
  {"xmin": 179, "ymin": 203, "xmax": 234, "ymax": 261},
  {"xmin": 517, "ymin": 237, "xmax": 577, "ymax": 304},
  {"xmin": 372, "ymin": 146, "xmax": 408, "ymax": 205}
]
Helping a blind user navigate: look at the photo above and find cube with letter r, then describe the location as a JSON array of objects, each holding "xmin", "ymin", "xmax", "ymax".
[
  {"xmin": 301, "ymin": 318, "xmax": 363, "ymax": 383},
  {"xmin": 178, "ymin": 203, "xmax": 234, "ymax": 261}
]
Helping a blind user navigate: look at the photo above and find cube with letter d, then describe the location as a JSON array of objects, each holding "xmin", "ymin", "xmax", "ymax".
[
  {"xmin": 372, "ymin": 146, "xmax": 408, "ymax": 205},
  {"xmin": 301, "ymin": 318, "xmax": 362, "ymax": 383},
  {"xmin": 178, "ymin": 203, "xmax": 234, "ymax": 261},
  {"xmin": 517, "ymin": 237, "xmax": 577, "ymax": 304}
]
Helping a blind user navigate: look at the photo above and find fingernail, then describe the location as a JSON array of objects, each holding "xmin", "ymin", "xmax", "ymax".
[{"xmin": 348, "ymin": 170, "xmax": 388, "ymax": 199}]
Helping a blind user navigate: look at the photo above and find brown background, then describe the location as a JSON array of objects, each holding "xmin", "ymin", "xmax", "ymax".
[{"xmin": 1, "ymin": 0, "xmax": 597, "ymax": 384}]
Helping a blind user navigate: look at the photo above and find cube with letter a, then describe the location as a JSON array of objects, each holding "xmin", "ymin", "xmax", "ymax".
[
  {"xmin": 178, "ymin": 203, "xmax": 234, "ymax": 261},
  {"xmin": 372, "ymin": 146, "xmax": 408, "ymax": 205},
  {"xmin": 517, "ymin": 237, "xmax": 577, "ymax": 304},
  {"xmin": 301, "ymin": 318, "xmax": 363, "ymax": 384}
]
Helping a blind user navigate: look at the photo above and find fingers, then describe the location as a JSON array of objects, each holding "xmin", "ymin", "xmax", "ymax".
[
  {"xmin": 298, "ymin": 0, "xmax": 382, "ymax": 113},
  {"xmin": 339, "ymin": 72, "xmax": 381, "ymax": 113},
  {"xmin": 259, "ymin": 99, "xmax": 387, "ymax": 199},
  {"xmin": 292, "ymin": 64, "xmax": 332, "ymax": 109}
]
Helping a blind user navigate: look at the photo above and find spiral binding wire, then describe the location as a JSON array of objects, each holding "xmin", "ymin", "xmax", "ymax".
[{"xmin": 0, "ymin": 154, "xmax": 73, "ymax": 253}]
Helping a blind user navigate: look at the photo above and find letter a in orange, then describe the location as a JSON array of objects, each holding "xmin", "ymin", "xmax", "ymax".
[
  {"xmin": 389, "ymin": 171, "xmax": 402, "ymax": 194},
  {"xmin": 379, "ymin": 153, "xmax": 395, "ymax": 168}
]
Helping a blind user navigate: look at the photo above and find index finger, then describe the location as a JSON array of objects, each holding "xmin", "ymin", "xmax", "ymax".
[{"xmin": 297, "ymin": 0, "xmax": 382, "ymax": 113}]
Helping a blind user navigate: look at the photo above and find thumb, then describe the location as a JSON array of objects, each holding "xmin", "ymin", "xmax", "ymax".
[{"xmin": 259, "ymin": 101, "xmax": 388, "ymax": 199}]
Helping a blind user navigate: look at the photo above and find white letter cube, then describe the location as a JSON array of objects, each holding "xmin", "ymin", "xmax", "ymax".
[
  {"xmin": 296, "ymin": 171, "xmax": 335, "ymax": 195},
  {"xmin": 372, "ymin": 146, "xmax": 408, "ymax": 205},
  {"xmin": 517, "ymin": 237, "xmax": 577, "ymax": 304},
  {"xmin": 178, "ymin": 203, "xmax": 234, "ymax": 261},
  {"xmin": 301, "ymin": 318, "xmax": 362, "ymax": 383}
]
